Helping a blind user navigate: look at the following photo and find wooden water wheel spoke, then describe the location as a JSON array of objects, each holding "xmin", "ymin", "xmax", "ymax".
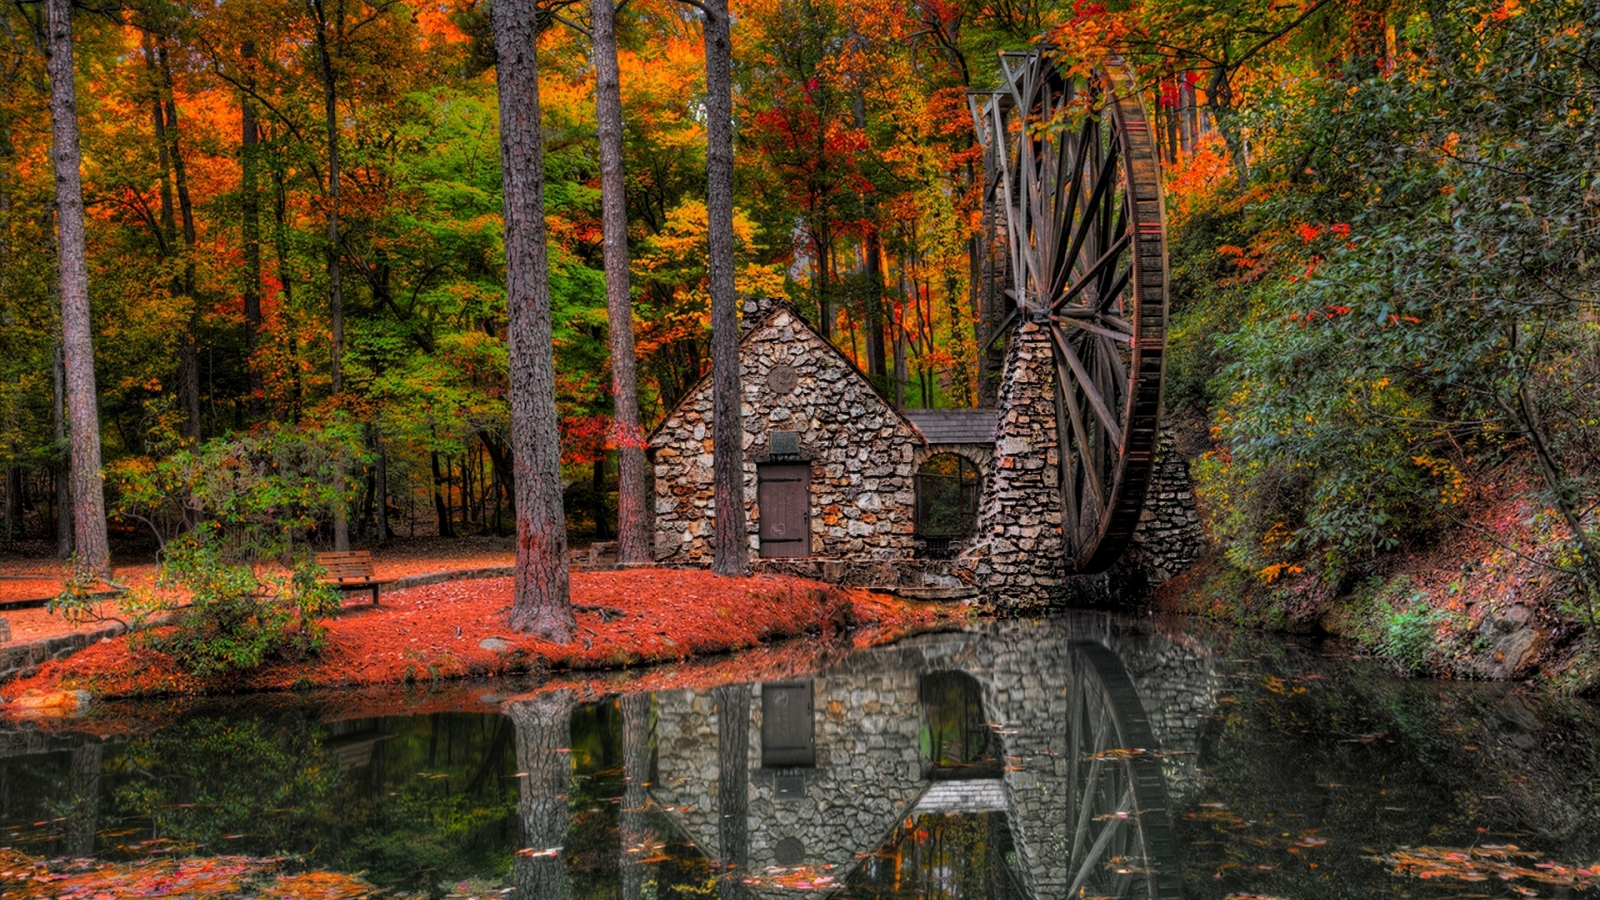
[
  {"xmin": 972, "ymin": 50, "xmax": 1169, "ymax": 573},
  {"xmin": 1054, "ymin": 333, "xmax": 1123, "ymax": 448},
  {"xmin": 1052, "ymin": 232, "xmax": 1130, "ymax": 309}
]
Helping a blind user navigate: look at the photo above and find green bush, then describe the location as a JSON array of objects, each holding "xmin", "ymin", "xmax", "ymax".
[{"xmin": 142, "ymin": 530, "xmax": 342, "ymax": 676}]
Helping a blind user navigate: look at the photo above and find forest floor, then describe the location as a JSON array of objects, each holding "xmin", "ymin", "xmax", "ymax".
[
  {"xmin": 0, "ymin": 545, "xmax": 963, "ymax": 700},
  {"xmin": 0, "ymin": 537, "xmax": 523, "ymax": 643}
]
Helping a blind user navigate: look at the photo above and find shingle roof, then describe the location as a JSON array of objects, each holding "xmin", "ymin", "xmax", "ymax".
[{"xmin": 903, "ymin": 409, "xmax": 999, "ymax": 446}]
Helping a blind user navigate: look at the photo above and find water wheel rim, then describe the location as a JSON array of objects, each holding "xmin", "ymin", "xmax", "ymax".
[
  {"xmin": 1065, "ymin": 641, "xmax": 1183, "ymax": 900},
  {"xmin": 988, "ymin": 52, "xmax": 1168, "ymax": 575}
]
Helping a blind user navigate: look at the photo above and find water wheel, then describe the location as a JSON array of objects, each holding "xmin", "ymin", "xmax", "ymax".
[
  {"xmin": 970, "ymin": 51, "xmax": 1169, "ymax": 574},
  {"xmin": 1063, "ymin": 641, "xmax": 1183, "ymax": 900}
]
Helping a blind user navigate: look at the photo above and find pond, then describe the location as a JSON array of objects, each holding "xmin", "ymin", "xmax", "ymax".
[{"xmin": 1, "ymin": 615, "xmax": 1598, "ymax": 899}]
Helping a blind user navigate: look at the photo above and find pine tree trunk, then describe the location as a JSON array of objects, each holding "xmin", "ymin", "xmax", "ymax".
[
  {"xmin": 507, "ymin": 691, "xmax": 573, "ymax": 900},
  {"xmin": 703, "ymin": 0, "xmax": 749, "ymax": 577},
  {"xmin": 495, "ymin": 0, "xmax": 574, "ymax": 641},
  {"xmin": 592, "ymin": 0, "xmax": 652, "ymax": 565},
  {"xmin": 45, "ymin": 0, "xmax": 110, "ymax": 578},
  {"xmin": 309, "ymin": 0, "xmax": 349, "ymax": 551},
  {"xmin": 619, "ymin": 691, "xmax": 650, "ymax": 900},
  {"xmin": 53, "ymin": 342, "xmax": 72, "ymax": 558},
  {"xmin": 375, "ymin": 424, "xmax": 388, "ymax": 544},
  {"xmin": 241, "ymin": 42, "xmax": 264, "ymax": 420},
  {"xmin": 713, "ymin": 683, "xmax": 748, "ymax": 898},
  {"xmin": 160, "ymin": 47, "xmax": 202, "ymax": 443}
]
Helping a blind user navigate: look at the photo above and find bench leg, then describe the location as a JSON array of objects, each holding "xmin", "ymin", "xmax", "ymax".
[{"xmin": 371, "ymin": 585, "xmax": 380, "ymax": 605}]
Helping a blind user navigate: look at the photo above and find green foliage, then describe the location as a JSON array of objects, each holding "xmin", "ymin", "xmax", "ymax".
[
  {"xmin": 108, "ymin": 419, "xmax": 369, "ymax": 557},
  {"xmin": 1336, "ymin": 576, "xmax": 1461, "ymax": 675},
  {"xmin": 148, "ymin": 530, "xmax": 341, "ymax": 676},
  {"xmin": 1183, "ymin": 0, "xmax": 1598, "ymax": 604},
  {"xmin": 47, "ymin": 561, "xmax": 108, "ymax": 626}
]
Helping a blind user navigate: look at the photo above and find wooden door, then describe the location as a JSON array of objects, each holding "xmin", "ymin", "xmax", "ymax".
[{"xmin": 757, "ymin": 463, "xmax": 810, "ymax": 558}]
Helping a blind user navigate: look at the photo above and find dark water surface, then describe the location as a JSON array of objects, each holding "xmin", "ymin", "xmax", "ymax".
[{"xmin": 2, "ymin": 615, "xmax": 1598, "ymax": 899}]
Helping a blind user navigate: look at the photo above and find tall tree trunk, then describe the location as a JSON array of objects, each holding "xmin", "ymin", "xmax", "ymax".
[
  {"xmin": 619, "ymin": 692, "xmax": 650, "ymax": 900},
  {"xmin": 703, "ymin": 0, "xmax": 749, "ymax": 577},
  {"xmin": 713, "ymin": 683, "xmax": 748, "ymax": 899},
  {"xmin": 507, "ymin": 691, "xmax": 573, "ymax": 900},
  {"xmin": 431, "ymin": 449, "xmax": 455, "ymax": 538},
  {"xmin": 159, "ymin": 48, "xmax": 202, "ymax": 443},
  {"xmin": 375, "ymin": 423, "xmax": 388, "ymax": 544},
  {"xmin": 852, "ymin": 92, "xmax": 886, "ymax": 381},
  {"xmin": 240, "ymin": 42, "xmax": 264, "ymax": 420},
  {"xmin": 67, "ymin": 740, "xmax": 101, "ymax": 858},
  {"xmin": 592, "ymin": 0, "xmax": 652, "ymax": 565},
  {"xmin": 270, "ymin": 141, "xmax": 301, "ymax": 420},
  {"xmin": 495, "ymin": 0, "xmax": 574, "ymax": 641},
  {"xmin": 45, "ymin": 0, "xmax": 110, "ymax": 578},
  {"xmin": 309, "ymin": 0, "xmax": 350, "ymax": 551},
  {"xmin": 53, "ymin": 342, "xmax": 72, "ymax": 558}
]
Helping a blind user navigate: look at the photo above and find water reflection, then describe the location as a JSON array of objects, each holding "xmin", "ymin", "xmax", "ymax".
[{"xmin": 4, "ymin": 616, "xmax": 1596, "ymax": 900}]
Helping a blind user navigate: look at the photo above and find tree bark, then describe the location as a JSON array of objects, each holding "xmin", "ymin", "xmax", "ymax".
[
  {"xmin": 495, "ymin": 0, "xmax": 574, "ymax": 641},
  {"xmin": 592, "ymin": 0, "xmax": 652, "ymax": 566},
  {"xmin": 45, "ymin": 0, "xmax": 110, "ymax": 578},
  {"xmin": 67, "ymin": 740, "xmax": 101, "ymax": 859},
  {"xmin": 53, "ymin": 342, "xmax": 72, "ymax": 558},
  {"xmin": 619, "ymin": 691, "xmax": 650, "ymax": 900},
  {"xmin": 507, "ymin": 691, "xmax": 573, "ymax": 900},
  {"xmin": 309, "ymin": 0, "xmax": 349, "ymax": 551},
  {"xmin": 713, "ymin": 683, "xmax": 748, "ymax": 899},
  {"xmin": 241, "ymin": 42, "xmax": 264, "ymax": 420},
  {"xmin": 156, "ymin": 47, "xmax": 203, "ymax": 443},
  {"xmin": 703, "ymin": 0, "xmax": 749, "ymax": 577}
]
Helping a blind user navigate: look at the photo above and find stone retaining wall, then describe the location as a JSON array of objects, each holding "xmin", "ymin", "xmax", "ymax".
[{"xmin": 0, "ymin": 622, "xmax": 126, "ymax": 686}]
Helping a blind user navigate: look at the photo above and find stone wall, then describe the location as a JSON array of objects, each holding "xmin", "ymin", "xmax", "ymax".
[
  {"xmin": 966, "ymin": 320, "xmax": 1066, "ymax": 604},
  {"xmin": 1123, "ymin": 428, "xmax": 1204, "ymax": 585},
  {"xmin": 649, "ymin": 303, "xmax": 924, "ymax": 563}
]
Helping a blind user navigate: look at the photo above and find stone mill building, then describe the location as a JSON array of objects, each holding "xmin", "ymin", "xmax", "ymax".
[{"xmin": 647, "ymin": 297, "xmax": 1201, "ymax": 597}]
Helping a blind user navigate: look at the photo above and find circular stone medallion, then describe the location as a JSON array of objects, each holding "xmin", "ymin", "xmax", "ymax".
[{"xmin": 767, "ymin": 364, "xmax": 799, "ymax": 395}]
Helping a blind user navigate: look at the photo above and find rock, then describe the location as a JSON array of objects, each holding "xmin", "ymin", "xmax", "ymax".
[
  {"xmin": 6, "ymin": 689, "xmax": 91, "ymax": 716},
  {"xmin": 479, "ymin": 637, "xmax": 512, "ymax": 652}
]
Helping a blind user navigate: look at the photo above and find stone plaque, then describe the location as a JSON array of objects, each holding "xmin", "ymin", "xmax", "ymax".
[
  {"xmin": 769, "ymin": 431, "xmax": 800, "ymax": 457},
  {"xmin": 767, "ymin": 364, "xmax": 799, "ymax": 394}
]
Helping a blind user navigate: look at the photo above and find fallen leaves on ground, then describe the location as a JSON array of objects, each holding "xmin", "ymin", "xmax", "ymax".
[{"xmin": 5, "ymin": 569, "xmax": 961, "ymax": 700}]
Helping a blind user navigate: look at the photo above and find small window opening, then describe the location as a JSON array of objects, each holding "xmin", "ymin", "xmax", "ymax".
[{"xmin": 915, "ymin": 454, "xmax": 981, "ymax": 559}]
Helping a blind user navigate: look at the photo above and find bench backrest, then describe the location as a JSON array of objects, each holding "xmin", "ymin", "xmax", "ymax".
[{"xmin": 316, "ymin": 550, "xmax": 376, "ymax": 581}]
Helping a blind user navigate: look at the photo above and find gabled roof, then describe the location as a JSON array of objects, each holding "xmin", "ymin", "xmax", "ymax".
[
  {"xmin": 903, "ymin": 409, "xmax": 999, "ymax": 446},
  {"xmin": 648, "ymin": 299, "xmax": 927, "ymax": 447}
]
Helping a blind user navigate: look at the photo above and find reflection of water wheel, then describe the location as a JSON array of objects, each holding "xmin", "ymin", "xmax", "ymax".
[
  {"xmin": 1064, "ymin": 641, "xmax": 1182, "ymax": 899},
  {"xmin": 971, "ymin": 51, "xmax": 1168, "ymax": 574}
]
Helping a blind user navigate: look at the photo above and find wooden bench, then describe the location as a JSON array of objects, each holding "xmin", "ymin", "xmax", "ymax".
[{"xmin": 315, "ymin": 551, "xmax": 395, "ymax": 605}]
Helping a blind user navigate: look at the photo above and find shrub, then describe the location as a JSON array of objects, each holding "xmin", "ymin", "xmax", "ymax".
[{"xmin": 143, "ymin": 530, "xmax": 341, "ymax": 676}]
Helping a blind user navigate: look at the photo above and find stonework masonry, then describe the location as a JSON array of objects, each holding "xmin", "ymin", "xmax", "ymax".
[
  {"xmin": 649, "ymin": 298, "xmax": 1205, "ymax": 596},
  {"xmin": 1124, "ymin": 429, "xmax": 1204, "ymax": 585},
  {"xmin": 650, "ymin": 302, "xmax": 924, "ymax": 563},
  {"xmin": 646, "ymin": 617, "xmax": 1221, "ymax": 900},
  {"xmin": 966, "ymin": 320, "xmax": 1067, "ymax": 605}
]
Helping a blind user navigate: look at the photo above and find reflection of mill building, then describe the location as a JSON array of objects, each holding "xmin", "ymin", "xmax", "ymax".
[{"xmin": 646, "ymin": 619, "xmax": 1214, "ymax": 900}]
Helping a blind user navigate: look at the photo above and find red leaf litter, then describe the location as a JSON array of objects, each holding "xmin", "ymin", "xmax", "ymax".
[{"xmin": 4, "ymin": 568, "xmax": 961, "ymax": 700}]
